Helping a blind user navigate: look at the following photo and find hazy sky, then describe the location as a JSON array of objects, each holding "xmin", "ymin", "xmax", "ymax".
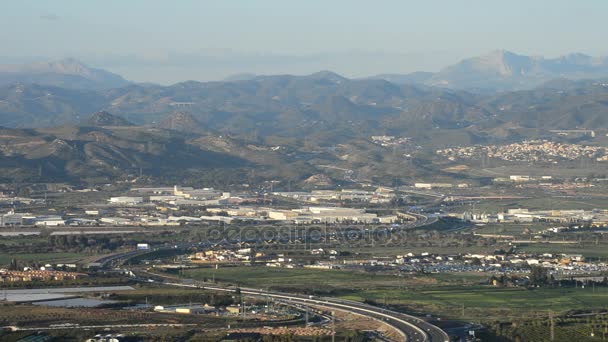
[{"xmin": 2, "ymin": 0, "xmax": 607, "ymax": 84}]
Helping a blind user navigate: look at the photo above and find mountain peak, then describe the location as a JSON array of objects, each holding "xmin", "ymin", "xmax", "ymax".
[
  {"xmin": 430, "ymin": 50, "xmax": 608, "ymax": 91},
  {"xmin": 307, "ymin": 70, "xmax": 347, "ymax": 82},
  {"xmin": 485, "ymin": 49, "xmax": 519, "ymax": 57},
  {"xmin": 0, "ymin": 58, "xmax": 129, "ymax": 90},
  {"xmin": 87, "ymin": 111, "xmax": 133, "ymax": 126},
  {"xmin": 559, "ymin": 52, "xmax": 593, "ymax": 64},
  {"xmin": 157, "ymin": 111, "xmax": 205, "ymax": 133},
  {"xmin": 24, "ymin": 58, "xmax": 94, "ymax": 77},
  {"xmin": 475, "ymin": 50, "xmax": 535, "ymax": 75},
  {"xmin": 223, "ymin": 73, "xmax": 258, "ymax": 82}
]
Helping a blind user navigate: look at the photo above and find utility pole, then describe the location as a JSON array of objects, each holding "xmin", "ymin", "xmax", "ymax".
[
  {"xmin": 331, "ymin": 311, "xmax": 335, "ymax": 342},
  {"xmin": 241, "ymin": 296, "xmax": 246, "ymax": 320},
  {"xmin": 549, "ymin": 310, "xmax": 555, "ymax": 342}
]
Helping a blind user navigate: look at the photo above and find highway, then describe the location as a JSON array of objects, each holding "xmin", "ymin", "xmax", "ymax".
[
  {"xmin": 100, "ymin": 228, "xmax": 449, "ymax": 341},
  {"xmin": 158, "ymin": 280, "xmax": 449, "ymax": 342}
]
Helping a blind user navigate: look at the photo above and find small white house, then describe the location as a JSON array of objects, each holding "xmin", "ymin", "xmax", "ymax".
[
  {"xmin": 137, "ymin": 243, "xmax": 150, "ymax": 250},
  {"xmin": 35, "ymin": 216, "xmax": 65, "ymax": 227},
  {"xmin": 109, "ymin": 196, "xmax": 143, "ymax": 205}
]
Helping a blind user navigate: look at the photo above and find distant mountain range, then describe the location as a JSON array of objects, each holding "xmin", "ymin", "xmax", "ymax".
[
  {"xmin": 372, "ymin": 50, "xmax": 608, "ymax": 92},
  {"xmin": 366, "ymin": 71, "xmax": 434, "ymax": 85},
  {"xmin": 0, "ymin": 87, "xmax": 607, "ymax": 185},
  {"xmin": 429, "ymin": 50, "xmax": 608, "ymax": 92},
  {"xmin": 0, "ymin": 58, "xmax": 130, "ymax": 90},
  {"xmin": 220, "ymin": 51, "xmax": 608, "ymax": 92},
  {"xmin": 2, "ymin": 79, "xmax": 605, "ymax": 185},
  {"xmin": 1, "ymin": 51, "xmax": 608, "ymax": 184},
  {"xmin": 3, "ymin": 51, "xmax": 608, "ymax": 92},
  {"xmin": 2, "ymin": 66, "xmax": 608, "ymax": 135}
]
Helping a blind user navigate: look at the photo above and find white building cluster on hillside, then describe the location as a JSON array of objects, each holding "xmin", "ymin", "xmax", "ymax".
[{"xmin": 437, "ymin": 139, "xmax": 607, "ymax": 163}]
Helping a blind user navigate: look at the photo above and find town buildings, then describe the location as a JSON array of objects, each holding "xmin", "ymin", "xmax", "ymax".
[{"xmin": 0, "ymin": 269, "xmax": 84, "ymax": 283}]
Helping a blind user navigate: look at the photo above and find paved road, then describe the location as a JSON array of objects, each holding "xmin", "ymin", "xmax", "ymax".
[
  {"xmin": 94, "ymin": 243, "xmax": 195, "ymax": 267},
  {"xmin": 160, "ymin": 280, "xmax": 449, "ymax": 342},
  {"xmin": 94, "ymin": 250, "xmax": 144, "ymax": 267}
]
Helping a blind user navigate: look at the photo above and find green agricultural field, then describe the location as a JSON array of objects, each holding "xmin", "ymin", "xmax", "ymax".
[
  {"xmin": 182, "ymin": 266, "xmax": 403, "ymax": 291},
  {"xmin": 180, "ymin": 266, "xmax": 490, "ymax": 291},
  {"xmin": 179, "ymin": 266, "xmax": 608, "ymax": 322},
  {"xmin": 341, "ymin": 285, "xmax": 608, "ymax": 321}
]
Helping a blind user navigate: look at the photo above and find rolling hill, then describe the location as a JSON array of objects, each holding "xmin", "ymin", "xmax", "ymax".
[
  {"xmin": 86, "ymin": 111, "xmax": 134, "ymax": 127},
  {"xmin": 0, "ymin": 124, "xmax": 250, "ymax": 183}
]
